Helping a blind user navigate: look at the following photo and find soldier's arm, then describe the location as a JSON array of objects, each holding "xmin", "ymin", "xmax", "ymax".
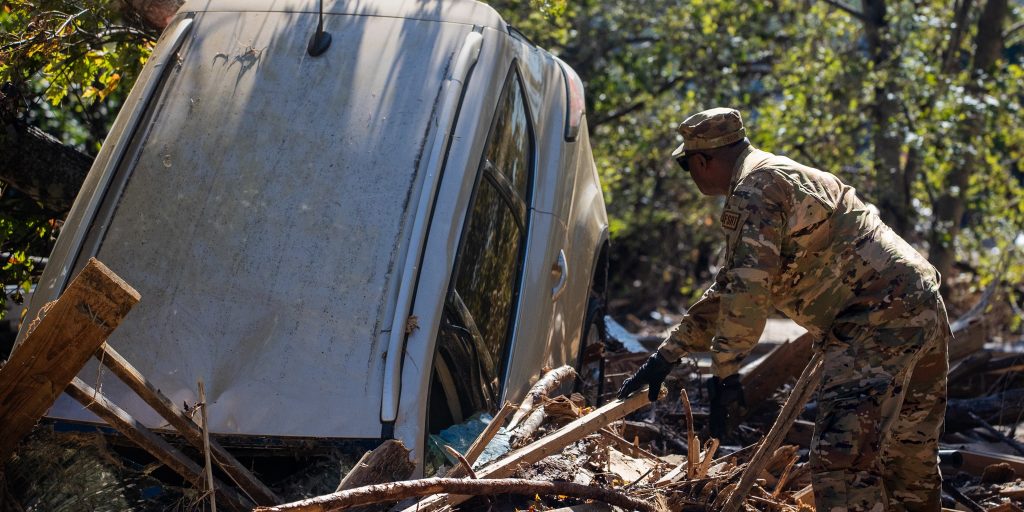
[
  {"xmin": 712, "ymin": 172, "xmax": 789, "ymax": 377},
  {"xmin": 657, "ymin": 274, "xmax": 724, "ymax": 362}
]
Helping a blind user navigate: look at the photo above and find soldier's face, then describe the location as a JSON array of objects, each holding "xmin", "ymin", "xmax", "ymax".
[{"xmin": 681, "ymin": 152, "xmax": 729, "ymax": 196}]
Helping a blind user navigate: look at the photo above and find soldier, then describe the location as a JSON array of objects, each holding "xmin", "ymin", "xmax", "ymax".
[{"xmin": 617, "ymin": 108, "xmax": 951, "ymax": 511}]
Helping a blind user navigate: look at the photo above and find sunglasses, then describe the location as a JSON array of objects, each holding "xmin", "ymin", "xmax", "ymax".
[{"xmin": 676, "ymin": 152, "xmax": 709, "ymax": 173}]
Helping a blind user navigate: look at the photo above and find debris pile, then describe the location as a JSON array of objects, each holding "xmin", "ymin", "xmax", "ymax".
[{"xmin": 2, "ymin": 259, "xmax": 1024, "ymax": 511}]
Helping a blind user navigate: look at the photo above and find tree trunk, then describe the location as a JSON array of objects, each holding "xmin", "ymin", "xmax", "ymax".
[
  {"xmin": 929, "ymin": 0, "xmax": 1009, "ymax": 294},
  {"xmin": 0, "ymin": 119, "xmax": 92, "ymax": 214},
  {"xmin": 862, "ymin": 0, "xmax": 913, "ymax": 237}
]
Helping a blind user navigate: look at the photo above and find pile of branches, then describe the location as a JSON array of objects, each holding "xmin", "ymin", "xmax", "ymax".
[{"xmin": 256, "ymin": 366, "xmax": 814, "ymax": 512}]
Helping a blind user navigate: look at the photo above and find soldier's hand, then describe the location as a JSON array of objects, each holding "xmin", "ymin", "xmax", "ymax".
[
  {"xmin": 707, "ymin": 374, "xmax": 746, "ymax": 439},
  {"xmin": 617, "ymin": 351, "xmax": 677, "ymax": 402}
]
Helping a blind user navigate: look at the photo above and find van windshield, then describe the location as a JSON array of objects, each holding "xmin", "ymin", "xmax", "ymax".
[{"xmin": 47, "ymin": 12, "xmax": 473, "ymax": 438}]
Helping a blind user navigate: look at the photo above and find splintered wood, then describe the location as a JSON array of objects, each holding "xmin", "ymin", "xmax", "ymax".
[{"xmin": 0, "ymin": 258, "xmax": 140, "ymax": 461}]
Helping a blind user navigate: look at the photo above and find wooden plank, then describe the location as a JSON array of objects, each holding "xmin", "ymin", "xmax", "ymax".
[
  {"xmin": 0, "ymin": 258, "xmax": 140, "ymax": 460},
  {"xmin": 399, "ymin": 390, "xmax": 655, "ymax": 512},
  {"xmin": 792, "ymin": 484, "xmax": 814, "ymax": 507},
  {"xmin": 740, "ymin": 333, "xmax": 814, "ymax": 411},
  {"xmin": 65, "ymin": 377, "xmax": 252, "ymax": 512},
  {"xmin": 95, "ymin": 343, "xmax": 280, "ymax": 505}
]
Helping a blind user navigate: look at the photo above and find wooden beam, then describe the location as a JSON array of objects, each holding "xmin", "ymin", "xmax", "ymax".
[
  {"xmin": 95, "ymin": 343, "xmax": 280, "ymax": 505},
  {"xmin": 65, "ymin": 377, "xmax": 252, "ymax": 512},
  {"xmin": 0, "ymin": 258, "xmax": 140, "ymax": 460},
  {"xmin": 400, "ymin": 390, "xmax": 655, "ymax": 512}
]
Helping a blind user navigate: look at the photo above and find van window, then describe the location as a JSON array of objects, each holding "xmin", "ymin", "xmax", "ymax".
[{"xmin": 429, "ymin": 66, "xmax": 533, "ymax": 430}]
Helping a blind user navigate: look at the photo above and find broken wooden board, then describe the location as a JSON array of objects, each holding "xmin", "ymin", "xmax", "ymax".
[
  {"xmin": 0, "ymin": 258, "xmax": 140, "ymax": 461},
  {"xmin": 793, "ymin": 484, "xmax": 814, "ymax": 507},
  {"xmin": 606, "ymin": 448, "xmax": 656, "ymax": 484},
  {"xmin": 95, "ymin": 343, "xmax": 279, "ymax": 505},
  {"xmin": 400, "ymin": 390, "xmax": 655, "ymax": 512}
]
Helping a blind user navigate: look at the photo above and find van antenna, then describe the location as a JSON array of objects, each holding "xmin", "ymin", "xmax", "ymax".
[{"xmin": 307, "ymin": 0, "xmax": 332, "ymax": 56}]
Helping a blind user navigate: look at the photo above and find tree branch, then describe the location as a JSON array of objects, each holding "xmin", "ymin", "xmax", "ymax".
[
  {"xmin": 1004, "ymin": 20, "xmax": 1024, "ymax": 43},
  {"xmin": 0, "ymin": 119, "xmax": 92, "ymax": 213},
  {"xmin": 255, "ymin": 477, "xmax": 658, "ymax": 512},
  {"xmin": 590, "ymin": 74, "xmax": 687, "ymax": 128},
  {"xmin": 942, "ymin": 0, "xmax": 974, "ymax": 74}
]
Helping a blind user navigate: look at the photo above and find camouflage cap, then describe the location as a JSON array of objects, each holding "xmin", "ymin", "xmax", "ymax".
[{"xmin": 671, "ymin": 107, "xmax": 746, "ymax": 157}]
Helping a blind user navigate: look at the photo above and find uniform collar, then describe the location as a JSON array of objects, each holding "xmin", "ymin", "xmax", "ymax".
[{"xmin": 728, "ymin": 145, "xmax": 775, "ymax": 195}]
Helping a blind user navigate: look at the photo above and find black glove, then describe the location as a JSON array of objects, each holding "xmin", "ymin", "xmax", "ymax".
[
  {"xmin": 617, "ymin": 352, "xmax": 677, "ymax": 402},
  {"xmin": 707, "ymin": 374, "xmax": 746, "ymax": 439}
]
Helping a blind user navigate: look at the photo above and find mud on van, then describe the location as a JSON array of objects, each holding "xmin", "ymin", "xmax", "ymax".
[{"xmin": 19, "ymin": 0, "xmax": 609, "ymax": 468}]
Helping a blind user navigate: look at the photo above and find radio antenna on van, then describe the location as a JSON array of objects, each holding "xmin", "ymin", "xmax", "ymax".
[{"xmin": 307, "ymin": 0, "xmax": 332, "ymax": 56}]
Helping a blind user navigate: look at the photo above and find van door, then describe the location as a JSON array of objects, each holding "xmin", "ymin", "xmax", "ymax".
[{"xmin": 426, "ymin": 64, "xmax": 534, "ymax": 433}]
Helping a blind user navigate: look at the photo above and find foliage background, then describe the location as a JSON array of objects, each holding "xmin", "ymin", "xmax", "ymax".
[{"xmin": 1, "ymin": 0, "xmax": 1022, "ymax": 335}]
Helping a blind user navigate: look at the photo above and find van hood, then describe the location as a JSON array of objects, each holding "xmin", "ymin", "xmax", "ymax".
[{"xmin": 40, "ymin": 10, "xmax": 473, "ymax": 438}]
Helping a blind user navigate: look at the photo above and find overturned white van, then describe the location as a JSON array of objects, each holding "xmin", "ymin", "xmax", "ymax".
[{"xmin": 19, "ymin": 0, "xmax": 608, "ymax": 465}]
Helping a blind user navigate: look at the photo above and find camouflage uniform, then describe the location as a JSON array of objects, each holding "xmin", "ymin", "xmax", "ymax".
[{"xmin": 660, "ymin": 109, "xmax": 951, "ymax": 511}]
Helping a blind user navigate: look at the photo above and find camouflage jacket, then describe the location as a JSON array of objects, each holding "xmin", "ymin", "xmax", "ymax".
[{"xmin": 658, "ymin": 146, "xmax": 940, "ymax": 377}]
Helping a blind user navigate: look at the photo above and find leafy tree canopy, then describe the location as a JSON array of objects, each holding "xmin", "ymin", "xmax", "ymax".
[{"xmin": 491, "ymin": 0, "xmax": 1024, "ymax": 330}]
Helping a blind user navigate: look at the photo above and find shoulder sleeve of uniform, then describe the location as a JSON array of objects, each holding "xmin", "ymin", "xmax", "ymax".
[{"xmin": 712, "ymin": 170, "xmax": 790, "ymax": 377}]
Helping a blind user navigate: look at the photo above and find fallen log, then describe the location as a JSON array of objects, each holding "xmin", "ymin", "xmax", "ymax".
[
  {"xmin": 948, "ymin": 351, "xmax": 993, "ymax": 384},
  {"xmin": 510, "ymin": 405, "xmax": 547, "ymax": 448},
  {"xmin": 334, "ymin": 440, "xmax": 414, "ymax": 492},
  {"xmin": 0, "ymin": 258, "xmax": 140, "ymax": 461},
  {"xmin": 253, "ymin": 477, "xmax": 658, "ymax": 512},
  {"xmin": 945, "ymin": 388, "xmax": 1024, "ymax": 431},
  {"xmin": 508, "ymin": 366, "xmax": 577, "ymax": 430}
]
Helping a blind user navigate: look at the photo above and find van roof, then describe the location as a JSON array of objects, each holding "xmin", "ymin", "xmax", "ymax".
[{"xmin": 179, "ymin": 0, "xmax": 508, "ymax": 30}]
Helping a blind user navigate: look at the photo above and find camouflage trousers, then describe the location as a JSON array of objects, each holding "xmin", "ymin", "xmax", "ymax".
[{"xmin": 810, "ymin": 295, "xmax": 950, "ymax": 512}]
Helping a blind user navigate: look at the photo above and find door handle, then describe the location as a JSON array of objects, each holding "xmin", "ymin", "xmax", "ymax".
[{"xmin": 551, "ymin": 250, "xmax": 568, "ymax": 301}]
